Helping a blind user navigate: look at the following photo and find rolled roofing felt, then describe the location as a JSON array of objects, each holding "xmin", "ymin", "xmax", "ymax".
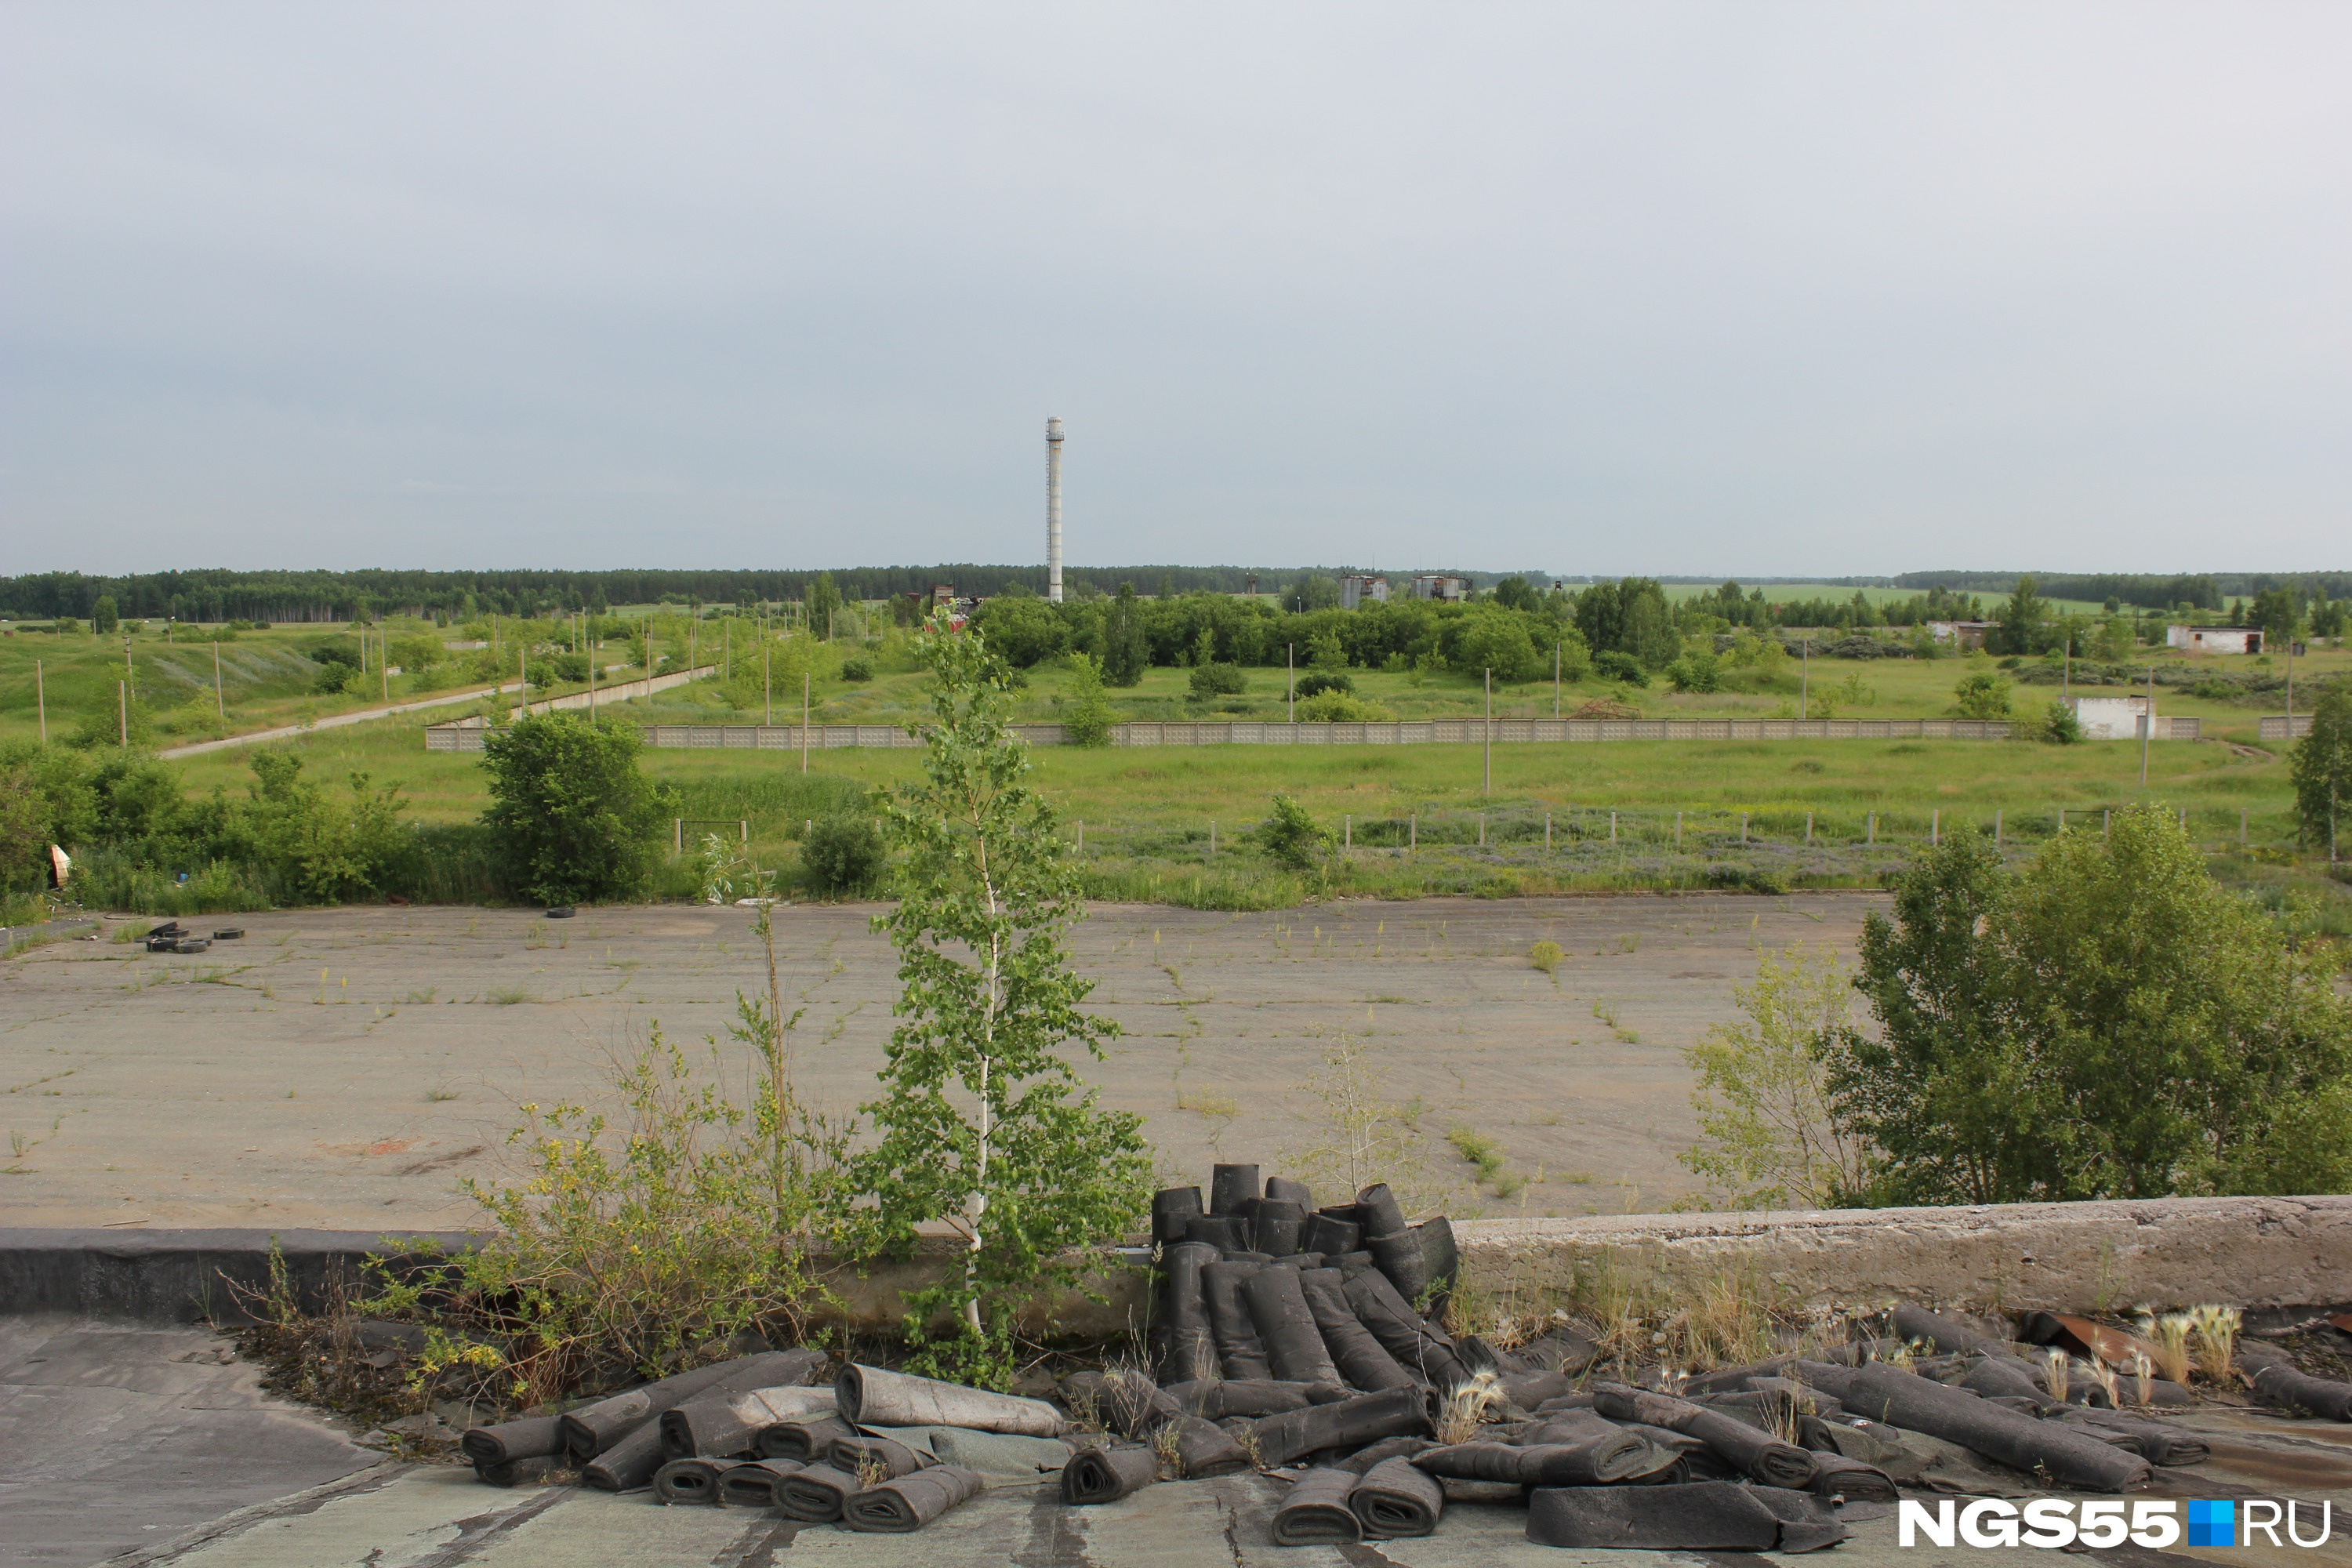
[
  {"xmin": 2056, "ymin": 1408, "xmax": 2211, "ymax": 1465},
  {"xmin": 1806, "ymin": 1452, "xmax": 1900, "ymax": 1502},
  {"xmin": 1299, "ymin": 1213, "xmax": 1360, "ymax": 1257},
  {"xmin": 473, "ymin": 1454, "xmax": 558, "ymax": 1487},
  {"xmin": 1592, "ymin": 1385, "xmax": 1820, "ymax": 1490},
  {"xmin": 2249, "ymin": 1363, "xmax": 2352, "ymax": 1421},
  {"xmin": 1250, "ymin": 1385, "xmax": 1428, "ymax": 1468},
  {"xmin": 652, "ymin": 1456, "xmax": 745, "ymax": 1504},
  {"xmin": 1353, "ymin": 1183, "xmax": 1407, "ymax": 1239},
  {"xmin": 662, "ymin": 1384, "xmax": 837, "ymax": 1459},
  {"xmin": 1527, "ymin": 1481, "xmax": 1848, "ymax": 1553},
  {"xmin": 1201, "ymin": 1261, "xmax": 1276, "ymax": 1381},
  {"xmin": 462, "ymin": 1415, "xmax": 564, "ymax": 1468},
  {"xmin": 836, "ymin": 1364, "xmax": 1070, "ymax": 1437},
  {"xmin": 581, "ymin": 1422, "xmax": 669, "ymax": 1491},
  {"xmin": 1494, "ymin": 1327, "xmax": 1598, "ymax": 1377},
  {"xmin": 1157, "ymin": 1240, "xmax": 1224, "ymax": 1386},
  {"xmin": 1152, "ymin": 1185, "xmax": 1203, "ymax": 1245},
  {"xmin": 1342, "ymin": 1268, "xmax": 1469, "ymax": 1390},
  {"xmin": 844, "ymin": 1465, "xmax": 985, "ymax": 1533},
  {"xmin": 1414, "ymin": 1439, "xmax": 1653, "ymax": 1486},
  {"xmin": 1265, "ymin": 1175, "xmax": 1314, "ymax": 1208},
  {"xmin": 1272, "ymin": 1469, "xmax": 1363, "ymax": 1546},
  {"xmin": 1162, "ymin": 1378, "xmax": 1340, "ymax": 1419},
  {"xmin": 1365, "ymin": 1229, "xmax": 1429, "ymax": 1304},
  {"xmin": 1062, "ymin": 1370, "xmax": 1178, "ymax": 1439},
  {"xmin": 1298, "ymin": 1268, "xmax": 1417, "ymax": 1392},
  {"xmin": 776, "ymin": 1462, "xmax": 862, "ymax": 1521},
  {"xmin": 1416, "ymin": 1218, "xmax": 1459, "ymax": 1297},
  {"xmin": 1503, "ymin": 1370, "xmax": 1577, "ymax": 1409},
  {"xmin": 1338, "ymin": 1435, "xmax": 1433, "ymax": 1473},
  {"xmin": 829, "ymin": 1433, "xmax": 928, "ymax": 1479},
  {"xmin": 1254, "ymin": 1200, "xmax": 1307, "ymax": 1258},
  {"xmin": 1891, "ymin": 1304, "xmax": 2013, "ymax": 1358},
  {"xmin": 1167, "ymin": 1414, "xmax": 1252, "ymax": 1478},
  {"xmin": 1210, "ymin": 1163, "xmax": 1261, "ymax": 1215},
  {"xmin": 717, "ymin": 1458, "xmax": 804, "ymax": 1508},
  {"xmin": 1185, "ymin": 1213, "xmax": 1250, "ymax": 1254},
  {"xmin": 1958, "ymin": 1356, "xmax": 2056, "ymax": 1407},
  {"xmin": 1245, "ymin": 1262, "xmax": 1345, "ymax": 1387},
  {"xmin": 1060, "ymin": 1443, "xmax": 1160, "ymax": 1504},
  {"xmin": 757, "ymin": 1414, "xmax": 855, "ymax": 1461},
  {"xmin": 561, "ymin": 1349, "xmax": 824, "ymax": 1461},
  {"xmin": 1351, "ymin": 1455, "xmax": 1443, "ymax": 1538},
  {"xmin": 1839, "ymin": 1363, "xmax": 2153, "ymax": 1490}
]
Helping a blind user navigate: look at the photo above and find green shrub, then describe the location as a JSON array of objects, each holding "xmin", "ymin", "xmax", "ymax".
[
  {"xmin": 839, "ymin": 657, "xmax": 874, "ymax": 683},
  {"xmin": 1257, "ymin": 794, "xmax": 1335, "ymax": 869},
  {"xmin": 801, "ymin": 813, "xmax": 884, "ymax": 895},
  {"xmin": 1189, "ymin": 662, "xmax": 1247, "ymax": 698},
  {"xmin": 2290, "ymin": 682, "xmax": 2351, "ymax": 851},
  {"xmin": 2040, "ymin": 701, "xmax": 2082, "ymax": 744},
  {"xmin": 1061, "ymin": 654, "xmax": 1116, "ymax": 747},
  {"xmin": 481, "ymin": 713, "xmax": 673, "ymax": 905},
  {"xmin": 1294, "ymin": 670, "xmax": 1354, "ymax": 699},
  {"xmin": 1295, "ymin": 690, "xmax": 1392, "ymax": 722},
  {"xmin": 1667, "ymin": 652, "xmax": 1720, "ymax": 694},
  {"xmin": 1594, "ymin": 650, "xmax": 1650, "ymax": 687},
  {"xmin": 1954, "ymin": 671, "xmax": 2012, "ymax": 719}
]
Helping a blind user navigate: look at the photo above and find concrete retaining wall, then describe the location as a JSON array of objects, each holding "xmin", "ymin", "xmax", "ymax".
[{"xmin": 6, "ymin": 1196, "xmax": 2343, "ymax": 1329}]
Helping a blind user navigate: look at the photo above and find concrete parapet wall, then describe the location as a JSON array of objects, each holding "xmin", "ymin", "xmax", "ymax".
[{"xmin": 1451, "ymin": 1195, "xmax": 2352, "ymax": 1315}]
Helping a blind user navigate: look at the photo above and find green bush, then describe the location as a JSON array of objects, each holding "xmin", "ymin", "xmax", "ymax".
[
  {"xmin": 802, "ymin": 813, "xmax": 884, "ymax": 895},
  {"xmin": 91, "ymin": 596, "xmax": 118, "ymax": 635},
  {"xmin": 2291, "ymin": 681, "xmax": 2352, "ymax": 851},
  {"xmin": 1594, "ymin": 650, "xmax": 1649, "ymax": 687},
  {"xmin": 839, "ymin": 656, "xmax": 874, "ymax": 683},
  {"xmin": 1667, "ymin": 652, "xmax": 1721, "ymax": 694},
  {"xmin": 481, "ymin": 714, "xmax": 673, "ymax": 905},
  {"xmin": 1061, "ymin": 654, "xmax": 1116, "ymax": 747},
  {"xmin": 1257, "ymin": 794, "xmax": 1335, "ymax": 869},
  {"xmin": 2040, "ymin": 701, "xmax": 2082, "ymax": 744},
  {"xmin": 1954, "ymin": 671, "xmax": 2012, "ymax": 719},
  {"xmin": 1189, "ymin": 662, "xmax": 1248, "ymax": 698},
  {"xmin": 1295, "ymin": 690, "xmax": 1393, "ymax": 722},
  {"xmin": 1294, "ymin": 670, "xmax": 1354, "ymax": 699}
]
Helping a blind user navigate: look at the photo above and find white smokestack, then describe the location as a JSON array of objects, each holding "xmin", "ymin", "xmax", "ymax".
[{"xmin": 1045, "ymin": 416, "xmax": 1065, "ymax": 604}]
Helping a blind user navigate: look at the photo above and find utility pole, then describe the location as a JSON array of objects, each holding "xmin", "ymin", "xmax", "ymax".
[
  {"xmin": 2285, "ymin": 619, "xmax": 2296, "ymax": 728},
  {"xmin": 1483, "ymin": 668, "xmax": 1493, "ymax": 797},
  {"xmin": 1801, "ymin": 637, "xmax": 1810, "ymax": 720},
  {"xmin": 2061, "ymin": 634, "xmax": 2070, "ymax": 705},
  {"xmin": 1287, "ymin": 644, "xmax": 1295, "ymax": 724},
  {"xmin": 381, "ymin": 633, "xmax": 390, "ymax": 702},
  {"xmin": 213, "ymin": 641, "xmax": 224, "ymax": 722},
  {"xmin": 2140, "ymin": 665, "xmax": 2153, "ymax": 788},
  {"xmin": 118, "ymin": 681, "xmax": 127, "ymax": 748},
  {"xmin": 765, "ymin": 645, "xmax": 773, "ymax": 725},
  {"xmin": 1554, "ymin": 643, "xmax": 1561, "ymax": 720},
  {"xmin": 802, "ymin": 672, "xmax": 811, "ymax": 775},
  {"xmin": 36, "ymin": 659, "xmax": 45, "ymax": 742}
]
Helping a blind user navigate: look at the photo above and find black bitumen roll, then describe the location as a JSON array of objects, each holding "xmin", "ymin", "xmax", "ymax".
[
  {"xmin": 1166, "ymin": 1414, "xmax": 1252, "ymax": 1478},
  {"xmin": 716, "ymin": 1458, "xmax": 804, "ymax": 1508},
  {"xmin": 1063, "ymin": 1369, "xmax": 1179, "ymax": 1439},
  {"xmin": 662, "ymin": 1384, "xmax": 836, "ymax": 1460},
  {"xmin": 1209, "ymin": 1163, "xmax": 1261, "ymax": 1215},
  {"xmin": 1184, "ymin": 1214, "xmax": 1250, "ymax": 1254},
  {"xmin": 1891, "ymin": 1304, "xmax": 2012, "ymax": 1358},
  {"xmin": 1349, "ymin": 1455, "xmax": 1443, "ymax": 1538},
  {"xmin": 1265, "ymin": 1175, "xmax": 1314, "ymax": 1208},
  {"xmin": 1157, "ymin": 1240, "xmax": 1223, "ymax": 1385},
  {"xmin": 462, "ymin": 1415, "xmax": 564, "ymax": 1468},
  {"xmin": 1341, "ymin": 1267, "xmax": 1469, "ymax": 1389},
  {"xmin": 1272, "ymin": 1469, "xmax": 1363, "ymax": 1546},
  {"xmin": 561, "ymin": 1349, "xmax": 824, "ymax": 1461},
  {"xmin": 1059, "ymin": 1443, "xmax": 1161, "ymax": 1504},
  {"xmin": 842, "ymin": 1465, "xmax": 985, "ymax": 1532},
  {"xmin": 1840, "ymin": 1363, "xmax": 2152, "ymax": 1489},
  {"xmin": 581, "ymin": 1421, "xmax": 668, "ymax": 1491},
  {"xmin": 1245, "ymin": 1262, "xmax": 1345, "ymax": 1388},
  {"xmin": 1364, "ymin": 1230, "xmax": 1428, "ymax": 1304},
  {"xmin": 2056, "ymin": 1408, "xmax": 2212, "ymax": 1465},
  {"xmin": 775, "ymin": 1462, "xmax": 861, "ymax": 1522},
  {"xmin": 757, "ymin": 1414, "xmax": 855, "ymax": 1461},
  {"xmin": 1526, "ymin": 1481, "xmax": 1847, "ymax": 1552},
  {"xmin": 1249, "ymin": 1385, "xmax": 1427, "ymax": 1468},
  {"xmin": 1253, "ymin": 1200, "xmax": 1307, "ymax": 1258},
  {"xmin": 1337, "ymin": 1435, "xmax": 1433, "ymax": 1472},
  {"xmin": 1299, "ymin": 1213, "xmax": 1360, "ymax": 1257},
  {"xmin": 1806, "ymin": 1453, "xmax": 1900, "ymax": 1502},
  {"xmin": 1592, "ymin": 1384, "xmax": 1818, "ymax": 1489},
  {"xmin": 1298, "ymin": 1268, "xmax": 1417, "ymax": 1392},
  {"xmin": 1202, "ymin": 1260, "xmax": 1276, "ymax": 1381},
  {"xmin": 1162, "ymin": 1378, "xmax": 1348, "ymax": 1418},
  {"xmin": 1414, "ymin": 1437, "xmax": 1653, "ymax": 1486},
  {"xmin": 1353, "ymin": 1184, "xmax": 1407, "ymax": 1239},
  {"xmin": 2249, "ymin": 1363, "xmax": 2352, "ymax": 1421},
  {"xmin": 828, "ymin": 1434, "xmax": 927, "ymax": 1479},
  {"xmin": 473, "ymin": 1454, "xmax": 558, "ymax": 1486},
  {"xmin": 1152, "ymin": 1185, "xmax": 1204, "ymax": 1245},
  {"xmin": 652, "ymin": 1456, "xmax": 745, "ymax": 1504},
  {"xmin": 1415, "ymin": 1217, "xmax": 1459, "ymax": 1298}
]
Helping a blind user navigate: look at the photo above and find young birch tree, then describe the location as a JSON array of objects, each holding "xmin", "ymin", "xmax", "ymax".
[{"xmin": 858, "ymin": 613, "xmax": 1151, "ymax": 1384}]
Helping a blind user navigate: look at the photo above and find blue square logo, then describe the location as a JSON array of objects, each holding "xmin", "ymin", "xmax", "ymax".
[{"xmin": 2186, "ymin": 1500, "xmax": 2234, "ymax": 1548}]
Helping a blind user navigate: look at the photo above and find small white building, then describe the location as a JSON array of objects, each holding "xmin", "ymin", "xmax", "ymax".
[
  {"xmin": 1339, "ymin": 574, "xmax": 1389, "ymax": 609},
  {"xmin": 1411, "ymin": 574, "xmax": 1468, "ymax": 603},
  {"xmin": 2167, "ymin": 625, "xmax": 2263, "ymax": 655},
  {"xmin": 2067, "ymin": 693, "xmax": 2152, "ymax": 740},
  {"xmin": 1926, "ymin": 619, "xmax": 1997, "ymax": 649}
]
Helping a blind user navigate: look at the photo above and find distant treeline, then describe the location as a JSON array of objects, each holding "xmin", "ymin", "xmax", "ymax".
[
  {"xmin": 0, "ymin": 564, "xmax": 1514, "ymax": 623},
  {"xmin": 1893, "ymin": 571, "xmax": 2352, "ymax": 611}
]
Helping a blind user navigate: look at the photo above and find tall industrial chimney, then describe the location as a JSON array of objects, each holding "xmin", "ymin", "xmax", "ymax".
[{"xmin": 1045, "ymin": 416, "xmax": 1065, "ymax": 604}]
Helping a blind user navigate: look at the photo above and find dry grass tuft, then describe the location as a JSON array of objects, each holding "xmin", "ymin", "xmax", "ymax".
[
  {"xmin": 2042, "ymin": 1348, "xmax": 2072, "ymax": 1403},
  {"xmin": 1433, "ymin": 1370, "xmax": 1504, "ymax": 1445},
  {"xmin": 2187, "ymin": 1305, "xmax": 2240, "ymax": 1383},
  {"xmin": 2151, "ymin": 1316, "xmax": 2194, "ymax": 1385}
]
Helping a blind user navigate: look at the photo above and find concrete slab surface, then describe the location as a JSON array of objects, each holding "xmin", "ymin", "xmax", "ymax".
[{"xmin": 0, "ymin": 895, "xmax": 1881, "ymax": 1229}]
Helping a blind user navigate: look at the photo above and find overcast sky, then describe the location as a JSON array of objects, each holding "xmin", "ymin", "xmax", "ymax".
[{"xmin": 4, "ymin": 4, "xmax": 2347, "ymax": 578}]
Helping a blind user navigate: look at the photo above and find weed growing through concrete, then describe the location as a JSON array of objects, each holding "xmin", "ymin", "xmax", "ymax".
[{"xmin": 1528, "ymin": 939, "xmax": 1562, "ymax": 974}]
